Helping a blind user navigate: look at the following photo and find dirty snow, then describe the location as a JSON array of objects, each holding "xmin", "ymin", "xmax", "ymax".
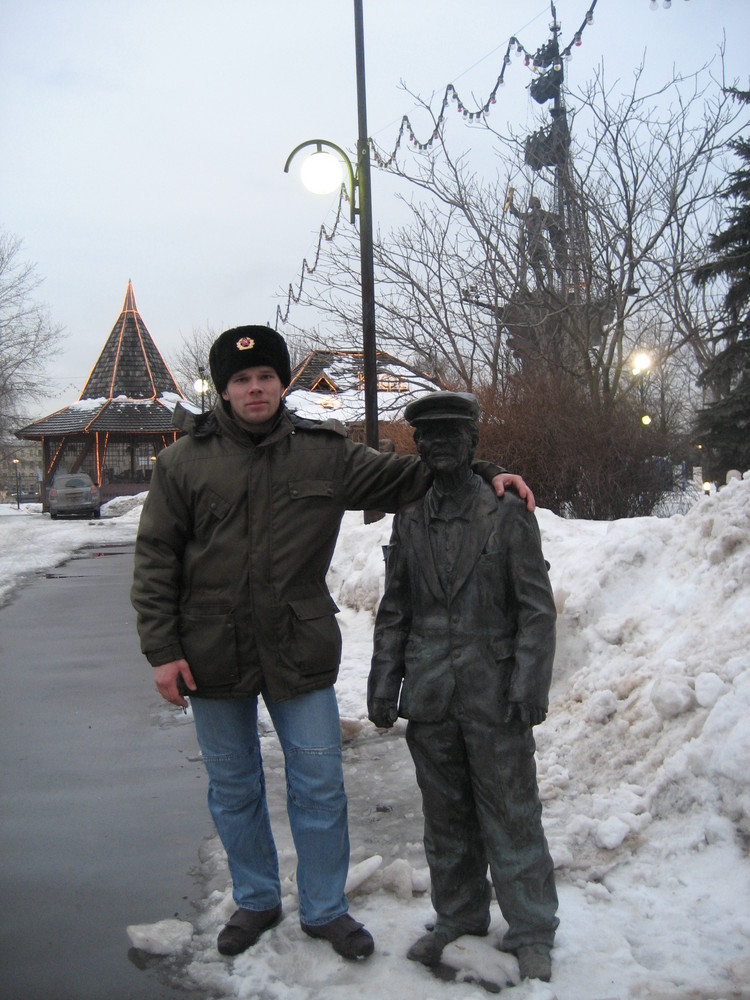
[{"xmin": 2, "ymin": 474, "xmax": 749, "ymax": 998}]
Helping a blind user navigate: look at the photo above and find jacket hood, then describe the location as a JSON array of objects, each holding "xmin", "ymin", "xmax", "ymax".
[{"xmin": 172, "ymin": 401, "xmax": 217, "ymax": 438}]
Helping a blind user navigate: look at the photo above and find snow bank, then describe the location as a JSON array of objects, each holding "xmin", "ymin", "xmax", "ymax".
[
  {"xmin": 0, "ymin": 496, "xmax": 145, "ymax": 606},
  {"xmin": 3, "ymin": 475, "xmax": 749, "ymax": 998}
]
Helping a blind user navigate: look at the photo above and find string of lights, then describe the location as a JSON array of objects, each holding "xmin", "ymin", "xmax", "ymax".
[
  {"xmin": 277, "ymin": 0, "xmax": 693, "ymax": 330},
  {"xmin": 370, "ymin": 0, "xmax": 599, "ymax": 167},
  {"xmin": 275, "ymin": 186, "xmax": 350, "ymax": 327},
  {"xmin": 277, "ymin": 1, "xmax": 596, "ymax": 328}
]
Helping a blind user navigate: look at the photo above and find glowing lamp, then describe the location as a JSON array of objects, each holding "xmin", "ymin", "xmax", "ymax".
[
  {"xmin": 299, "ymin": 150, "xmax": 344, "ymax": 195},
  {"xmin": 632, "ymin": 351, "xmax": 652, "ymax": 376}
]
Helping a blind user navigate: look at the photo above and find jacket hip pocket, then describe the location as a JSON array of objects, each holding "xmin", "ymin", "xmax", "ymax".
[
  {"xmin": 179, "ymin": 610, "xmax": 240, "ymax": 689},
  {"xmin": 287, "ymin": 595, "xmax": 342, "ymax": 675}
]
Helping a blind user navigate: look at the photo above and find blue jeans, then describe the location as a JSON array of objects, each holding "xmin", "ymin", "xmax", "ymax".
[{"xmin": 190, "ymin": 686, "xmax": 350, "ymax": 926}]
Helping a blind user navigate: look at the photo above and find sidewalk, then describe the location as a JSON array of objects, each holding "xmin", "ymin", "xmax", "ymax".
[{"xmin": 0, "ymin": 543, "xmax": 210, "ymax": 1000}]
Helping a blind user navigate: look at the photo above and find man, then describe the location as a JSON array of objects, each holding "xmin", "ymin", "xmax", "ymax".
[
  {"xmin": 368, "ymin": 391, "xmax": 558, "ymax": 982},
  {"xmin": 130, "ymin": 326, "xmax": 534, "ymax": 962}
]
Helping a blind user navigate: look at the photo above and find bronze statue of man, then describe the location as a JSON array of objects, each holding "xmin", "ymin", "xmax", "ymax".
[
  {"xmin": 367, "ymin": 391, "xmax": 558, "ymax": 982},
  {"xmin": 506, "ymin": 191, "xmax": 563, "ymax": 289}
]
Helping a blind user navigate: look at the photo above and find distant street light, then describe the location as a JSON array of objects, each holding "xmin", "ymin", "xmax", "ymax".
[
  {"xmin": 284, "ymin": 0, "xmax": 378, "ymax": 454},
  {"xmin": 194, "ymin": 365, "xmax": 209, "ymax": 414},
  {"xmin": 13, "ymin": 458, "xmax": 20, "ymax": 509},
  {"xmin": 631, "ymin": 349, "xmax": 653, "ymax": 424}
]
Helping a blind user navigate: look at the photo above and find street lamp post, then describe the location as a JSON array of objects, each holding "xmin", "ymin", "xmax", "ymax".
[
  {"xmin": 284, "ymin": 0, "xmax": 378, "ymax": 454},
  {"xmin": 353, "ymin": 0, "xmax": 378, "ymax": 454},
  {"xmin": 13, "ymin": 458, "xmax": 20, "ymax": 509},
  {"xmin": 194, "ymin": 365, "xmax": 209, "ymax": 414}
]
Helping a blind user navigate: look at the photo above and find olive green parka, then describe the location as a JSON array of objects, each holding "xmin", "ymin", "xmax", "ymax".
[{"xmin": 131, "ymin": 400, "xmax": 485, "ymax": 701}]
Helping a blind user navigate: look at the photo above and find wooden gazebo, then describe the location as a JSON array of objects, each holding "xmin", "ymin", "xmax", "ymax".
[{"xmin": 17, "ymin": 281, "xmax": 186, "ymax": 507}]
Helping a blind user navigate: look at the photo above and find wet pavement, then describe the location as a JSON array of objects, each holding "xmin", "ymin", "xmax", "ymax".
[
  {"xmin": 0, "ymin": 543, "xmax": 210, "ymax": 1000},
  {"xmin": 0, "ymin": 540, "xmax": 428, "ymax": 1000}
]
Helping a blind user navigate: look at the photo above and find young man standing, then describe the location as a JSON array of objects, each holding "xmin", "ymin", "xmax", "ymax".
[{"xmin": 131, "ymin": 327, "xmax": 533, "ymax": 961}]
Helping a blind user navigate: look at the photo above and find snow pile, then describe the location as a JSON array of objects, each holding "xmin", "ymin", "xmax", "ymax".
[
  {"xmin": 535, "ymin": 474, "xmax": 750, "ymax": 883},
  {"xmin": 2, "ymin": 475, "xmax": 749, "ymax": 998},
  {"xmin": 126, "ymin": 919, "xmax": 194, "ymax": 955}
]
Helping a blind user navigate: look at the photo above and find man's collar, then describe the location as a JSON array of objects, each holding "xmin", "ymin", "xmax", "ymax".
[{"xmin": 428, "ymin": 473, "xmax": 481, "ymax": 520}]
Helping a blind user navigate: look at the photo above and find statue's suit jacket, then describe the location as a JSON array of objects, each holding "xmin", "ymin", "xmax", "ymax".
[{"xmin": 369, "ymin": 480, "xmax": 556, "ymax": 725}]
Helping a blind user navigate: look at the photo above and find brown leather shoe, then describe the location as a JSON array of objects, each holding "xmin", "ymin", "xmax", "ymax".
[
  {"xmin": 217, "ymin": 904, "xmax": 282, "ymax": 956},
  {"xmin": 301, "ymin": 913, "xmax": 374, "ymax": 960}
]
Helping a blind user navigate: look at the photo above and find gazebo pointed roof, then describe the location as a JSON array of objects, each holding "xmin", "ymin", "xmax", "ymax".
[
  {"xmin": 80, "ymin": 280, "xmax": 181, "ymax": 400},
  {"xmin": 16, "ymin": 281, "xmax": 186, "ymax": 439}
]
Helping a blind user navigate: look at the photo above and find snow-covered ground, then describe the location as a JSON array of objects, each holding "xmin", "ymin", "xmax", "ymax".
[{"xmin": 2, "ymin": 477, "xmax": 749, "ymax": 999}]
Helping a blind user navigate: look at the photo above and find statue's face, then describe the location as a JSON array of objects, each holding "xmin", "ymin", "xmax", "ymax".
[{"xmin": 415, "ymin": 420, "xmax": 474, "ymax": 474}]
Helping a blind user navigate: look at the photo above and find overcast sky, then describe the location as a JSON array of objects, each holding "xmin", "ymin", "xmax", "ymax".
[{"xmin": 2, "ymin": 0, "xmax": 748, "ymax": 417}]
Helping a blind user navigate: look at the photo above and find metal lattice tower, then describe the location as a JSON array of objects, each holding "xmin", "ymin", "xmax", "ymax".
[{"xmin": 507, "ymin": 2, "xmax": 612, "ymax": 364}]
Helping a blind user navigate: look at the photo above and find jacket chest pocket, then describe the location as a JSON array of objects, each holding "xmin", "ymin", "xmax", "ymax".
[
  {"xmin": 288, "ymin": 479, "xmax": 335, "ymax": 501},
  {"xmin": 195, "ymin": 488, "xmax": 233, "ymax": 541}
]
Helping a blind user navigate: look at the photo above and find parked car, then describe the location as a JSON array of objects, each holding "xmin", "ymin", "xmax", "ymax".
[{"xmin": 48, "ymin": 473, "xmax": 101, "ymax": 519}]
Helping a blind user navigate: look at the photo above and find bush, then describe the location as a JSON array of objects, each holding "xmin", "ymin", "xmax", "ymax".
[{"xmin": 475, "ymin": 372, "xmax": 674, "ymax": 519}]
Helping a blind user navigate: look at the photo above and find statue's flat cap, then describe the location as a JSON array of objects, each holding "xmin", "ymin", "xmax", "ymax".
[{"xmin": 404, "ymin": 391, "xmax": 481, "ymax": 425}]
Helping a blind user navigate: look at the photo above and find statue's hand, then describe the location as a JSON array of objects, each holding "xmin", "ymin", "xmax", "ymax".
[
  {"xmin": 369, "ymin": 699, "xmax": 399, "ymax": 729},
  {"xmin": 503, "ymin": 701, "xmax": 547, "ymax": 727}
]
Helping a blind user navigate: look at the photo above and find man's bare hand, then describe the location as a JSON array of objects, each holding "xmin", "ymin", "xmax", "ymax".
[
  {"xmin": 491, "ymin": 473, "xmax": 536, "ymax": 512},
  {"xmin": 153, "ymin": 659, "xmax": 197, "ymax": 708}
]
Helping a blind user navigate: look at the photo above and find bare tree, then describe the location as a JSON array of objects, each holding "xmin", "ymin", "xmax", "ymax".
[
  {"xmin": 301, "ymin": 160, "xmax": 525, "ymax": 395},
  {"xmin": 0, "ymin": 232, "xmax": 64, "ymax": 448},
  {"xmin": 558, "ymin": 61, "xmax": 741, "ymax": 408},
  {"xmin": 279, "ymin": 58, "xmax": 746, "ymax": 515},
  {"xmin": 168, "ymin": 324, "xmax": 219, "ymax": 411}
]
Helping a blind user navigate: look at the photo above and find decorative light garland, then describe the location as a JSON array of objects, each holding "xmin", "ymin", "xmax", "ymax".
[
  {"xmin": 275, "ymin": 186, "xmax": 349, "ymax": 327},
  {"xmin": 277, "ymin": 0, "xmax": 694, "ymax": 329},
  {"xmin": 278, "ymin": 1, "xmax": 600, "ymax": 328},
  {"xmin": 370, "ymin": 0, "xmax": 599, "ymax": 168}
]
